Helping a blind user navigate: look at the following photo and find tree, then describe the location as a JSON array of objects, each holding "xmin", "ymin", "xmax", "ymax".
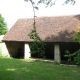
[
  {"xmin": 25, "ymin": 0, "xmax": 46, "ymax": 58},
  {"xmin": 25, "ymin": 0, "xmax": 76, "ymax": 7},
  {"xmin": 0, "ymin": 14, "xmax": 8, "ymax": 35},
  {"xmin": 73, "ymin": 24, "xmax": 80, "ymax": 42}
]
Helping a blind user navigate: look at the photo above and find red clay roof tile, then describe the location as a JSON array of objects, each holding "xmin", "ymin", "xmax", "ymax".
[{"xmin": 2, "ymin": 15, "xmax": 80, "ymax": 42}]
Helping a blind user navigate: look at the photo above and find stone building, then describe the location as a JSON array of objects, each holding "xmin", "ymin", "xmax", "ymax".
[{"xmin": 2, "ymin": 15, "xmax": 80, "ymax": 63}]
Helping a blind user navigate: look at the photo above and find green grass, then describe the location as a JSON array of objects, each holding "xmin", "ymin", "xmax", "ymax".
[{"xmin": 0, "ymin": 57, "xmax": 80, "ymax": 80}]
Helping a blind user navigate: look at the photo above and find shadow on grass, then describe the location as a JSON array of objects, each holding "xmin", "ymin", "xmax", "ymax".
[
  {"xmin": 0, "ymin": 57, "xmax": 37, "ymax": 80},
  {"xmin": 0, "ymin": 57, "xmax": 59, "ymax": 80},
  {"xmin": 0, "ymin": 57, "xmax": 80, "ymax": 80}
]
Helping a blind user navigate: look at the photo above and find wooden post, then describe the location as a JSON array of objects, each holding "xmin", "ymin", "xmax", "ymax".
[
  {"xmin": 54, "ymin": 43, "xmax": 61, "ymax": 63},
  {"xmin": 24, "ymin": 43, "xmax": 31, "ymax": 59}
]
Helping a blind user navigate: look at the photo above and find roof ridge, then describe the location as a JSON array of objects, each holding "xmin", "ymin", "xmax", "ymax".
[{"xmin": 17, "ymin": 14, "xmax": 80, "ymax": 20}]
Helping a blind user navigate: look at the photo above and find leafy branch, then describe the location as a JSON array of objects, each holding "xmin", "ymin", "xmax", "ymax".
[{"xmin": 25, "ymin": 0, "xmax": 46, "ymax": 58}]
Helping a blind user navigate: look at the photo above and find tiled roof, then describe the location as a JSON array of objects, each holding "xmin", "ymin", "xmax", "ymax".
[{"xmin": 2, "ymin": 15, "xmax": 80, "ymax": 42}]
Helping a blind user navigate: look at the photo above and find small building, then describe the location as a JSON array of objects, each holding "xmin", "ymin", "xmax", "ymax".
[{"xmin": 2, "ymin": 15, "xmax": 80, "ymax": 63}]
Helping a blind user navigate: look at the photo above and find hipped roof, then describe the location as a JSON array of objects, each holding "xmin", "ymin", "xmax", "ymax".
[{"xmin": 2, "ymin": 15, "xmax": 80, "ymax": 42}]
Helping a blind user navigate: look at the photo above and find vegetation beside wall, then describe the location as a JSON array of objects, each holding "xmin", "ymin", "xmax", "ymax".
[
  {"xmin": 28, "ymin": 25, "xmax": 46, "ymax": 58},
  {"xmin": 27, "ymin": 0, "xmax": 46, "ymax": 58},
  {"xmin": 64, "ymin": 25, "xmax": 80, "ymax": 65},
  {"xmin": 65, "ymin": 49, "xmax": 80, "ymax": 65}
]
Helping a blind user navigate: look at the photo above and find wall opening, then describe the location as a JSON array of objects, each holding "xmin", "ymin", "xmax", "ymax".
[
  {"xmin": 59, "ymin": 42, "xmax": 80, "ymax": 63},
  {"xmin": 31, "ymin": 42, "xmax": 54, "ymax": 60},
  {"xmin": 17, "ymin": 48, "xmax": 24, "ymax": 59},
  {"xmin": 5, "ymin": 41, "xmax": 80, "ymax": 61},
  {"xmin": 5, "ymin": 41, "xmax": 24, "ymax": 59}
]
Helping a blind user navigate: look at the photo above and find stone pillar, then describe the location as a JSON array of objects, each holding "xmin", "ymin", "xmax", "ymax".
[
  {"xmin": 24, "ymin": 43, "xmax": 31, "ymax": 59},
  {"xmin": 54, "ymin": 43, "xmax": 61, "ymax": 63}
]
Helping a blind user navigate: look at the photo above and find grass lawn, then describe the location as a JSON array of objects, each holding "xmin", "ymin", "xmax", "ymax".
[{"xmin": 0, "ymin": 57, "xmax": 80, "ymax": 80}]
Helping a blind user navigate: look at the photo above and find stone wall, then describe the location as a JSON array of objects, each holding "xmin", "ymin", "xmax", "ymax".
[
  {"xmin": 2, "ymin": 42, "xmax": 10, "ymax": 57},
  {"xmin": 0, "ymin": 35, "xmax": 10, "ymax": 57}
]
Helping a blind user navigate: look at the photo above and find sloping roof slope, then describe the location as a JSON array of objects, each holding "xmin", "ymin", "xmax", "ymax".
[{"xmin": 2, "ymin": 15, "xmax": 80, "ymax": 42}]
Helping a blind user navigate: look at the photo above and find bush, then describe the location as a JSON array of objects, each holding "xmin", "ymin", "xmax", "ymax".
[
  {"xmin": 64, "ymin": 49, "xmax": 80, "ymax": 65},
  {"xmin": 28, "ymin": 29, "xmax": 46, "ymax": 58}
]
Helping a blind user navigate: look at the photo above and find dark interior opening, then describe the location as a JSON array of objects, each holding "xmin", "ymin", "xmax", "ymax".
[
  {"xmin": 60, "ymin": 42, "xmax": 80, "ymax": 63},
  {"xmin": 31, "ymin": 42, "xmax": 80, "ymax": 62},
  {"xmin": 31, "ymin": 42, "xmax": 54, "ymax": 60},
  {"xmin": 17, "ymin": 48, "xmax": 24, "ymax": 59},
  {"xmin": 45, "ymin": 42, "xmax": 54, "ymax": 60},
  {"xmin": 16, "ymin": 42, "xmax": 24, "ymax": 59},
  {"xmin": 12, "ymin": 42, "xmax": 80, "ymax": 61}
]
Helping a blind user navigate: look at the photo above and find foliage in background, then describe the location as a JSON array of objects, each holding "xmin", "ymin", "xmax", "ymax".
[
  {"xmin": 38, "ymin": 0, "xmax": 76, "ymax": 7},
  {"xmin": 25, "ymin": 0, "xmax": 46, "ymax": 58},
  {"xmin": 73, "ymin": 32, "xmax": 80, "ymax": 42},
  {"xmin": 25, "ymin": 0, "xmax": 76, "ymax": 7},
  {"xmin": 73, "ymin": 24, "xmax": 80, "ymax": 42},
  {"xmin": 0, "ymin": 14, "xmax": 8, "ymax": 35},
  {"xmin": 0, "ymin": 43, "xmax": 2, "ymax": 56}
]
